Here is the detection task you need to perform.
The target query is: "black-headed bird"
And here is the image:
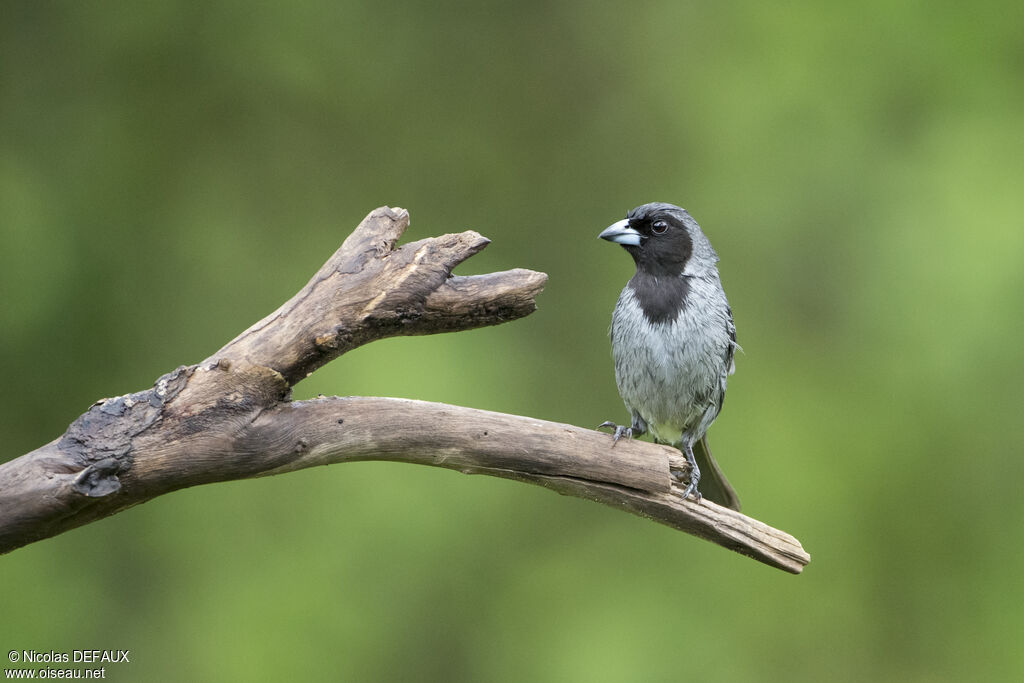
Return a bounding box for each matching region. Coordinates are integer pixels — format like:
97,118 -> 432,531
598,202 -> 741,510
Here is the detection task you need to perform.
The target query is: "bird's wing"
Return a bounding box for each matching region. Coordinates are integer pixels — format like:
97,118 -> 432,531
725,304 -> 737,376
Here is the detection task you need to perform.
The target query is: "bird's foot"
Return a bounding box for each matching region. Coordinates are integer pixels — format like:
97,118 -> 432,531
596,421 -> 632,446
680,480 -> 703,504
671,452 -> 702,503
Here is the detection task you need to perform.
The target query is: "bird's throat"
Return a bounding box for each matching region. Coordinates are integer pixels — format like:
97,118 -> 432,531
627,271 -> 690,325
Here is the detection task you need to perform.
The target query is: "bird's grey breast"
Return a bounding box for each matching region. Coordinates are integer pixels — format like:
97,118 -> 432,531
610,274 -> 733,442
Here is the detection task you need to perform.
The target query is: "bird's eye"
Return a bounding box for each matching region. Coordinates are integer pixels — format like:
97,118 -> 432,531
652,220 -> 669,234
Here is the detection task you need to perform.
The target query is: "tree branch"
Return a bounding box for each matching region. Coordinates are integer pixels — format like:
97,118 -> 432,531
0,207 -> 809,573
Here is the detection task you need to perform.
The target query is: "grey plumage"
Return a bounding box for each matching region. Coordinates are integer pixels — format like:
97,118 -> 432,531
599,203 -> 741,510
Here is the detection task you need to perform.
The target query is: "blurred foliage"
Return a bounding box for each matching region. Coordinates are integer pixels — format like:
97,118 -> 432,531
2,1 -> 1023,681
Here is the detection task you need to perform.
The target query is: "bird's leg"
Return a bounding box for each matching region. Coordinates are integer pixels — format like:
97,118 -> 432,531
597,413 -> 647,447
630,413 -> 648,437
673,441 -> 702,503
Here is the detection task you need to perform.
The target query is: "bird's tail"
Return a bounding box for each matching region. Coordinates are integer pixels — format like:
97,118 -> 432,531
692,435 -> 741,511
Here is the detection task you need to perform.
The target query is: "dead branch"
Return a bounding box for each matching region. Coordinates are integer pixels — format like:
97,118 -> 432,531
0,207 -> 809,573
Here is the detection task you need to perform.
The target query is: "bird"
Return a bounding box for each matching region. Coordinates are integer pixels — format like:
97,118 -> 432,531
597,202 -> 741,510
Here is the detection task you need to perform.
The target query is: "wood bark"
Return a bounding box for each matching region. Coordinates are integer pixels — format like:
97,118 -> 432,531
0,207 -> 809,573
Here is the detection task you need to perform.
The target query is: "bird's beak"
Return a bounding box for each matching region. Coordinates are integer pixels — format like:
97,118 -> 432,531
598,219 -> 643,246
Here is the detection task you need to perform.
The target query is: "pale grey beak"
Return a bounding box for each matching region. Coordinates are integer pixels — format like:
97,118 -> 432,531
598,219 -> 643,246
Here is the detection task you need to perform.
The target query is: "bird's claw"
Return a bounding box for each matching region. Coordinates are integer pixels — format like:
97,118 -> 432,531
671,464 -> 702,503
681,481 -> 703,504
596,421 -> 632,446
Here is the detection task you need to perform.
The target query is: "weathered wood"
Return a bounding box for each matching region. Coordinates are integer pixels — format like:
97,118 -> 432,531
211,207 -> 545,385
246,397 -> 807,573
0,206 -> 809,573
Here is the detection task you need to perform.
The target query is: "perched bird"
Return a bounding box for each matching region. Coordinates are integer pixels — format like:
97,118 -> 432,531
598,202 -> 741,510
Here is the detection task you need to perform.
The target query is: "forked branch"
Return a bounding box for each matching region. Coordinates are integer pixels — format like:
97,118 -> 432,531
0,207 -> 809,573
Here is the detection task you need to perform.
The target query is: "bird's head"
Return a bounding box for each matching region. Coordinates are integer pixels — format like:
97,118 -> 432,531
599,202 -> 719,277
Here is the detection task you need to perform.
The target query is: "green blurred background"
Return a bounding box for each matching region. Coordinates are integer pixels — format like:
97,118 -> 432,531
2,1 -> 1023,681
